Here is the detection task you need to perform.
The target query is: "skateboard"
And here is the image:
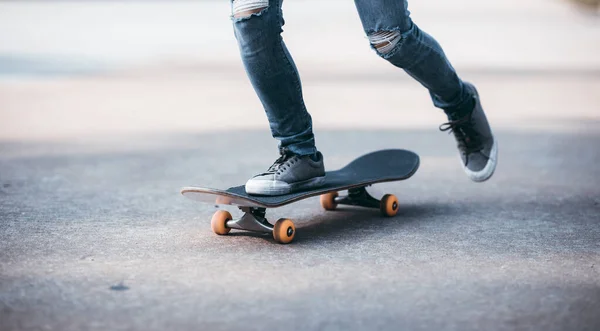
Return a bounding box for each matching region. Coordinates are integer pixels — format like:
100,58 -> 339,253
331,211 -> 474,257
181,149 -> 419,244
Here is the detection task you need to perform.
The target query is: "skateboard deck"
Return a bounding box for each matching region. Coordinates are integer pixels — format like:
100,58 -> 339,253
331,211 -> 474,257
181,149 -> 419,244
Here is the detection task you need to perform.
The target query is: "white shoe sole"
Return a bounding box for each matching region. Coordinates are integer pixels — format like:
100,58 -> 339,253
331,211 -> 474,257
463,137 -> 498,182
245,176 -> 326,196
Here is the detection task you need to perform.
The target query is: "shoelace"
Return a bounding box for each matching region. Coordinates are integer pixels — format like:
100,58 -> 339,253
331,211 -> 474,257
261,149 -> 298,176
439,113 -> 483,154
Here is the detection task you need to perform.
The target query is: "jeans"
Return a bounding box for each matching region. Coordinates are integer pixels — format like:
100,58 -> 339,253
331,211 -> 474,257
231,0 -> 474,156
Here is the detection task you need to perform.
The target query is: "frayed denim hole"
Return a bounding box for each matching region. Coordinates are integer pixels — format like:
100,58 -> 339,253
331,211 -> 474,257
365,24 -> 416,60
367,30 -> 404,59
231,0 -> 269,22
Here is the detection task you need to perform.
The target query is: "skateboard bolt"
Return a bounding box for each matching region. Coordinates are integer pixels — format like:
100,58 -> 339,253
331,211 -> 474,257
392,202 -> 398,210
287,227 -> 294,237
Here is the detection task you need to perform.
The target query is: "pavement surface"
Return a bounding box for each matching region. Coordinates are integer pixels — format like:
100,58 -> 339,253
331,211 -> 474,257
1,127 -> 600,331
1,0 -> 600,330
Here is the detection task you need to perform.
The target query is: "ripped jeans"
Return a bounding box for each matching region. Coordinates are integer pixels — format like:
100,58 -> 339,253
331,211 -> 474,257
231,0 -> 474,156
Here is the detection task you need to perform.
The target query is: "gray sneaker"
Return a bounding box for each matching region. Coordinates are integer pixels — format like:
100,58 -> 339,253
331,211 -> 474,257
439,82 -> 498,182
245,149 -> 326,196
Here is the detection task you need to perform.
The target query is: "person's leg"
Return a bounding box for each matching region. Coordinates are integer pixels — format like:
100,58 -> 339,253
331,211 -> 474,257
231,0 -> 325,195
231,0 -> 316,156
353,0 -> 497,182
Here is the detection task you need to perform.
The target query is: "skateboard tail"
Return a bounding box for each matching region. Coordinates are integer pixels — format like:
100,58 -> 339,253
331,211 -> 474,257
181,187 -> 266,208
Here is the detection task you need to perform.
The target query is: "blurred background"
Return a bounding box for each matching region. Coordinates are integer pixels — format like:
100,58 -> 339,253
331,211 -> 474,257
1,0 -> 598,144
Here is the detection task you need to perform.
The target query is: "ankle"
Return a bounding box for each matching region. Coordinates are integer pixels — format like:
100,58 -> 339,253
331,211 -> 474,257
308,152 -> 320,162
445,96 -> 475,120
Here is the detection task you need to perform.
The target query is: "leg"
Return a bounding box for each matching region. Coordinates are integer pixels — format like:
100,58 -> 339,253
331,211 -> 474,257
231,0 -> 316,156
231,0 -> 326,195
353,0 -> 472,114
353,0 -> 497,182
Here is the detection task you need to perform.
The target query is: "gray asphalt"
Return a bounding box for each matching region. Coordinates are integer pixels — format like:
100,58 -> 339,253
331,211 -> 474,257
1,126 -> 599,331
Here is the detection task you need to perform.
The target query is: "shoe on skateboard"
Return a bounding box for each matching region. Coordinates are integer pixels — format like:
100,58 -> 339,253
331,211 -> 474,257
245,149 -> 326,196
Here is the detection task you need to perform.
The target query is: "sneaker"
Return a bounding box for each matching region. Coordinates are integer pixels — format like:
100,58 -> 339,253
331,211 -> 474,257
245,149 -> 326,196
439,83 -> 498,182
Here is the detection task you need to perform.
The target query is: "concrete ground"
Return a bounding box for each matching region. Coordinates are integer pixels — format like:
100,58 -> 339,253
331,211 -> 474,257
1,0 -> 599,330
1,127 -> 600,331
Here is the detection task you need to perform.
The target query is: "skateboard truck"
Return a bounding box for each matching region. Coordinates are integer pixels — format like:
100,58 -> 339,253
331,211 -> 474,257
320,186 -> 399,218
226,207 -> 273,233
335,187 -> 381,209
210,207 -> 296,244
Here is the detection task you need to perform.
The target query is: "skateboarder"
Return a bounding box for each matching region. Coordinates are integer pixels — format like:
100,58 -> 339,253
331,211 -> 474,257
231,0 -> 498,196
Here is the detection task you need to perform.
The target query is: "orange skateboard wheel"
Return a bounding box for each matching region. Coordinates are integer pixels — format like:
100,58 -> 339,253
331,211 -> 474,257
211,210 -> 232,235
320,192 -> 338,211
273,218 -> 296,244
380,194 -> 399,217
